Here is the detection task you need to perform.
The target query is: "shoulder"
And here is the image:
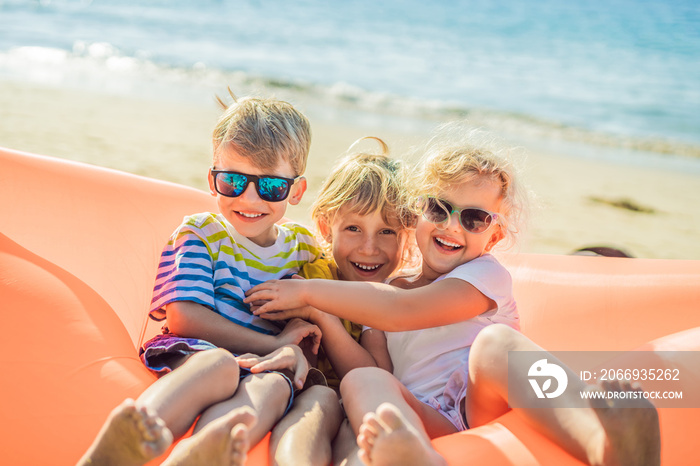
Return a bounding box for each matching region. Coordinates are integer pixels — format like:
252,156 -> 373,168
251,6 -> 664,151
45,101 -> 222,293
175,212 -> 227,235
278,222 -> 319,251
167,213 -> 232,251
439,255 -> 513,303
446,254 -> 511,282
278,221 -> 315,240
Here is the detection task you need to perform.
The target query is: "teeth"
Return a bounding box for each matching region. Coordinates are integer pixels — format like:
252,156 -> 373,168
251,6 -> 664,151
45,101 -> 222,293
239,212 -> 263,218
353,262 -> 381,271
436,237 -> 462,248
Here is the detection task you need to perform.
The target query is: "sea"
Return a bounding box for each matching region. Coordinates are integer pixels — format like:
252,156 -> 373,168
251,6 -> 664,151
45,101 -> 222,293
1,0 -> 699,168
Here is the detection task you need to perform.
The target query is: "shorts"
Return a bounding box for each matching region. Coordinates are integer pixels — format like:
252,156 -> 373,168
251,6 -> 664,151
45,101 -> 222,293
140,333 -> 295,415
426,360 -> 470,432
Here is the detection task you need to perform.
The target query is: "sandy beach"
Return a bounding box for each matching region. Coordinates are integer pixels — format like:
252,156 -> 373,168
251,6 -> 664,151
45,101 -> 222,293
2,80 -> 699,260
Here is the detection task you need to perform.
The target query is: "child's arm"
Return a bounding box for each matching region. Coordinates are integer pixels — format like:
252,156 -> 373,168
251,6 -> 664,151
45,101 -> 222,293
245,278 -> 494,332
167,301 -> 322,355
308,310 -> 391,377
360,329 -> 393,373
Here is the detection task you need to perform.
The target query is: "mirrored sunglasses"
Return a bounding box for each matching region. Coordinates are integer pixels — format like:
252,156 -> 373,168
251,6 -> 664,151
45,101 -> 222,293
211,169 -> 300,202
419,196 -> 500,234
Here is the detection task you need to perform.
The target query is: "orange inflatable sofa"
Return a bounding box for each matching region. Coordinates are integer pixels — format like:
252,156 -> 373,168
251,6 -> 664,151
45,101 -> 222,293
1,147 -> 698,465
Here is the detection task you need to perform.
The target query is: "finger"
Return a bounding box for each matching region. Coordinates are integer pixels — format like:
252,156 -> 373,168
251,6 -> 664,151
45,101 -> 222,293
242,292 -> 258,304
243,285 -> 261,297
236,356 -> 263,369
251,303 -> 266,314
256,310 -> 288,320
250,355 -> 294,374
312,328 -> 321,355
291,274 -> 305,280
248,301 -> 269,314
244,280 -> 280,297
244,290 -> 275,304
303,325 -> 322,355
294,358 -> 308,389
251,302 -> 281,314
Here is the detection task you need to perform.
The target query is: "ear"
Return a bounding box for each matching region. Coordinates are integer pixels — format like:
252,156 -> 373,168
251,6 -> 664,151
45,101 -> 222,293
208,168 -> 217,196
484,227 -> 505,252
316,215 -> 332,244
288,176 -> 307,206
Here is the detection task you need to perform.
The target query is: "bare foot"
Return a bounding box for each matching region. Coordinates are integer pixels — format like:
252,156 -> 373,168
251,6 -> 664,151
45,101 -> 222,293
162,406 -> 256,466
77,398 -> 173,466
357,403 -> 446,466
585,380 -> 661,466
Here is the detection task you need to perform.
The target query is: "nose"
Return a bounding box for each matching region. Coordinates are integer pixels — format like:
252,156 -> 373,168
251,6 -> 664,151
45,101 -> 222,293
442,212 -> 461,232
239,180 -> 261,201
358,233 -> 380,255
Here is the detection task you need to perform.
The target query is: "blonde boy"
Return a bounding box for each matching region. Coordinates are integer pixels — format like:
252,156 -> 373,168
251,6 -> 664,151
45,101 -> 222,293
80,95 -> 333,466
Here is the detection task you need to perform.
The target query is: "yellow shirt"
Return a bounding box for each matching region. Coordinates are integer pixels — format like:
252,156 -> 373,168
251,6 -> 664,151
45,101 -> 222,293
300,257 -> 363,391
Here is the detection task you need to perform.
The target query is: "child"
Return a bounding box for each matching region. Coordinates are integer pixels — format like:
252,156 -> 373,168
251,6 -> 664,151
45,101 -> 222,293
269,137 -> 418,464
79,94 -> 334,466
305,136 -> 416,385
245,124 -> 660,466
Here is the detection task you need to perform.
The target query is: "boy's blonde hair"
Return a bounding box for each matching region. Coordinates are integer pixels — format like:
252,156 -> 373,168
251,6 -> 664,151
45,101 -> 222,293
311,137 -> 415,232
413,123 -> 530,248
213,92 -> 311,176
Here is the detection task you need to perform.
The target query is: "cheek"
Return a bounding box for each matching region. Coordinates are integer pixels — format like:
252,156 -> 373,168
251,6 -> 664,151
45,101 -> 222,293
330,235 -> 352,262
414,221 -> 432,246
216,195 -> 229,211
380,239 -> 402,268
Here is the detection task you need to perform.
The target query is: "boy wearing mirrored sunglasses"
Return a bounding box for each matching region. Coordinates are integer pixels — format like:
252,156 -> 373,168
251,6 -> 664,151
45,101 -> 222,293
79,94 -> 341,466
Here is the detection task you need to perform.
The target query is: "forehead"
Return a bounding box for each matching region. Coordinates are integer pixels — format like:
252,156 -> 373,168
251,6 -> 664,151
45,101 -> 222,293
438,176 -> 503,210
215,146 -> 295,178
334,204 -> 404,229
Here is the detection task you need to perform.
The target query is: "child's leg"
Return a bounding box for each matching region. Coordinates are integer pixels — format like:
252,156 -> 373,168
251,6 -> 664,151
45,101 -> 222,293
137,348 -> 241,439
77,398 -> 173,466
467,324 -> 660,466
269,385 -> 343,466
162,406 -> 256,466
356,402 -> 447,466
194,371 -> 294,448
341,367 -> 457,438
332,419 -> 360,466
338,367 -> 456,466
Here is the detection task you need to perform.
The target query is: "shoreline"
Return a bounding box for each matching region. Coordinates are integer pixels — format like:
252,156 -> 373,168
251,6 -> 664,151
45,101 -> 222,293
2,80 -> 699,260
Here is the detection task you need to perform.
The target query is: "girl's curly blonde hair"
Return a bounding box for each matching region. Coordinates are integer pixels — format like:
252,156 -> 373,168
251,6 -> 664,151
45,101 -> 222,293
411,123 -> 531,249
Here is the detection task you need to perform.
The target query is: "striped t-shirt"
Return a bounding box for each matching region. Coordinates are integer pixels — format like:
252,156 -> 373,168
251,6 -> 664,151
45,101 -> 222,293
149,212 -> 320,335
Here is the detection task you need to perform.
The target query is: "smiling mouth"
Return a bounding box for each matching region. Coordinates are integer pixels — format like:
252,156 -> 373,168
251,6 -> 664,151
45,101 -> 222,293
352,262 -> 382,272
236,211 -> 264,219
434,236 -> 463,251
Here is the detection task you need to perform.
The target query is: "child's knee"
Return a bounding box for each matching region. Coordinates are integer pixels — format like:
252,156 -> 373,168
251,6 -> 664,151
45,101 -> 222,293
472,324 -> 519,359
281,386 -> 342,429
189,348 -> 240,381
249,371 -> 295,405
300,385 -> 341,413
340,367 -> 390,398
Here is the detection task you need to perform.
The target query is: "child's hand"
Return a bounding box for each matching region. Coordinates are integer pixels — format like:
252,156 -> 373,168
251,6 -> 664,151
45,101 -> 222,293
236,344 -> 309,390
275,318 -> 322,355
257,305 -> 315,322
244,279 -> 307,314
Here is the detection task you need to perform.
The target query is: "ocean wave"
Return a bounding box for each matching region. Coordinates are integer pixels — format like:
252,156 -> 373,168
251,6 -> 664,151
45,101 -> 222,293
1,42 -> 699,160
